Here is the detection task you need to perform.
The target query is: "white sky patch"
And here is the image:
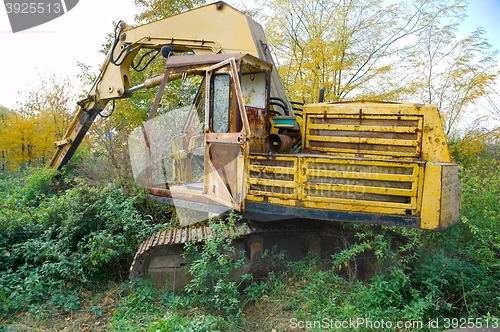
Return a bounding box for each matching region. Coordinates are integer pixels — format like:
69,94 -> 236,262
0,0 -> 137,109
459,0 -> 500,51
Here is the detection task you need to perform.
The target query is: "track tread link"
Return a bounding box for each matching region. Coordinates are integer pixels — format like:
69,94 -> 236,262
129,221 -> 322,281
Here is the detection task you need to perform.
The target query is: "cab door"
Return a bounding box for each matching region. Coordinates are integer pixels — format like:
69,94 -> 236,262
203,58 -> 249,212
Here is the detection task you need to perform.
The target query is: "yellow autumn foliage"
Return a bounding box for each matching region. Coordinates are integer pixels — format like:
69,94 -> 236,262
0,76 -> 75,171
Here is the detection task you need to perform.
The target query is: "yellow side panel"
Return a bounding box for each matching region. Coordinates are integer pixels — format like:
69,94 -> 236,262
302,102 -> 452,163
247,154 -> 422,216
420,163 -> 442,229
304,113 -> 423,158
301,157 -> 420,215
439,165 -> 461,229
301,200 -> 408,215
247,155 -> 298,200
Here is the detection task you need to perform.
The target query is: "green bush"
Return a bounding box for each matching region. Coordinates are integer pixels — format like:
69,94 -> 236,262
183,214 -> 248,319
457,159 -> 500,266
0,168 -> 155,315
2,154 -> 499,329
106,280 -> 172,332
149,312 -> 222,332
426,158 -> 500,265
287,218 -> 499,331
411,252 -> 498,317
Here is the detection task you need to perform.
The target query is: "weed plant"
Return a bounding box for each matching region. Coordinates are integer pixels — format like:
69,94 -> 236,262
0,168 -> 157,317
1,155 -> 499,330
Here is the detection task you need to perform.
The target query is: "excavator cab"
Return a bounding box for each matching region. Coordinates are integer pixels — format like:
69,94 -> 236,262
128,53 -> 271,225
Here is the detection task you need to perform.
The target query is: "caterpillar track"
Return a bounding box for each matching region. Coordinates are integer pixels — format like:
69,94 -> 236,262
129,220 -> 323,290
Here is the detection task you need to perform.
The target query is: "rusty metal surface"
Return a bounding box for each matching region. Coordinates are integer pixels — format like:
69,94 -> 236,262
50,106 -> 98,170
147,187 -> 232,208
205,132 -> 245,144
166,53 -> 249,69
304,114 -> 423,158
266,134 -> 293,153
302,102 -> 451,163
246,153 -> 423,216
246,107 -> 269,153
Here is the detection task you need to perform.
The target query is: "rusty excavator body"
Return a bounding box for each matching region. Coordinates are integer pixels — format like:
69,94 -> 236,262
50,2 -> 461,288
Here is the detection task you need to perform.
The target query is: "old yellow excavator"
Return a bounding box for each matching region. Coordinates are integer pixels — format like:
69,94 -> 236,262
50,2 -> 461,288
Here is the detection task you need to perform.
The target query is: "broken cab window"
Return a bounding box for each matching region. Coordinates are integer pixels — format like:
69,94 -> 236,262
211,73 -> 231,133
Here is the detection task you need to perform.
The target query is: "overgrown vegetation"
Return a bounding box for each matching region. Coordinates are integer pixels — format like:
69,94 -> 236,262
1,151 -> 499,331
0,169 -> 158,316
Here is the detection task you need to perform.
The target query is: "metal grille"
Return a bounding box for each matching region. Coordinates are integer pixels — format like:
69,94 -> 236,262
248,156 -> 297,199
305,114 -> 423,158
301,158 -> 420,211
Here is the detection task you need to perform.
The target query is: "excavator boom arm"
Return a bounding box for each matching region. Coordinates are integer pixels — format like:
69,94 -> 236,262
50,1 -> 292,170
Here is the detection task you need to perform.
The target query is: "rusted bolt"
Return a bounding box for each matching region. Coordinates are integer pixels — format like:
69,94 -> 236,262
216,1 -> 225,10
